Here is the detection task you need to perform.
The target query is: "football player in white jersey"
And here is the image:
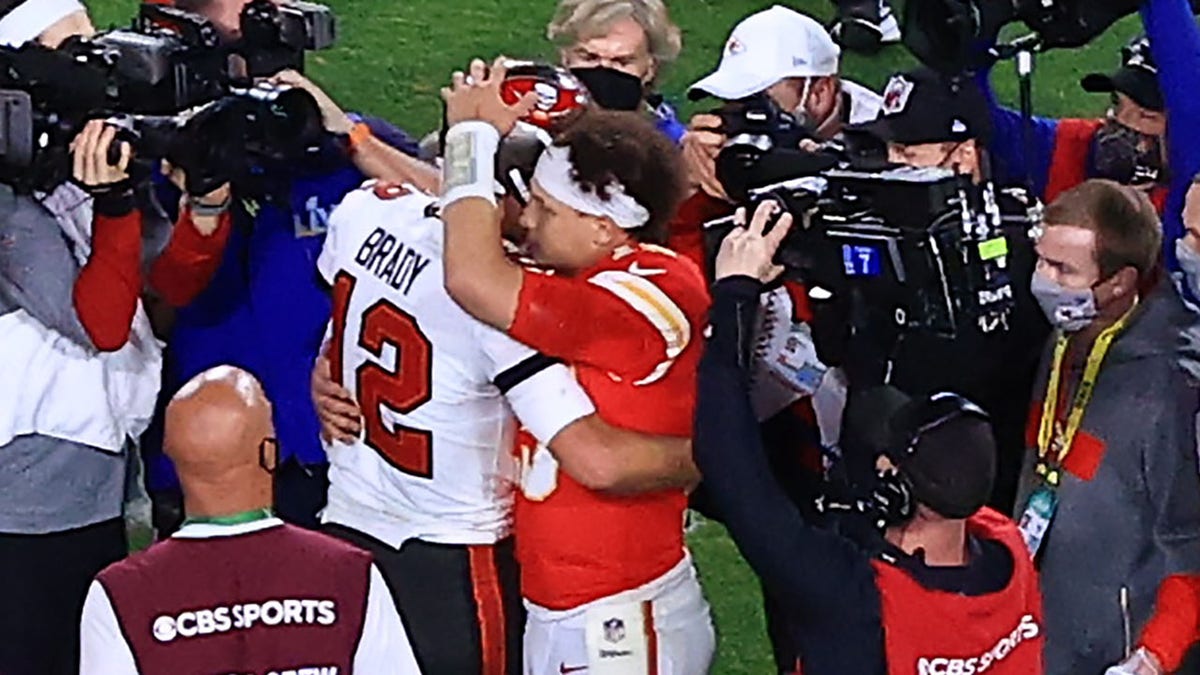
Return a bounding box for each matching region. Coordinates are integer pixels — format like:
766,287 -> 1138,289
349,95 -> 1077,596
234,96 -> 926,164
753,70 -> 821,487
312,67 -> 699,675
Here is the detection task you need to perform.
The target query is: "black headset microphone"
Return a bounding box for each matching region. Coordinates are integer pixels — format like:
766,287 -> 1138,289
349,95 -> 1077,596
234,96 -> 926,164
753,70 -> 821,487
815,392 -> 990,530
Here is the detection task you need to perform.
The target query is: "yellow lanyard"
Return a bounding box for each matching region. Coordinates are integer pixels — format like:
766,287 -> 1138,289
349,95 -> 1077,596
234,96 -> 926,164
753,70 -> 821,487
1036,303 -> 1138,480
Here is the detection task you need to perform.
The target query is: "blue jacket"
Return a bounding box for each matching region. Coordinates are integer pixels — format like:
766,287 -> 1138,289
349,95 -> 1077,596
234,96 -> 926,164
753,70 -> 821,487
1143,0 -> 1200,276
148,118 -> 419,489
980,0 -> 1200,275
651,96 -> 687,145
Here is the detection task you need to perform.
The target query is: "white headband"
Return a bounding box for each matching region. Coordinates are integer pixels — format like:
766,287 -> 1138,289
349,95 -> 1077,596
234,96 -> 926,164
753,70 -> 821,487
531,144 -> 650,230
0,0 -> 84,47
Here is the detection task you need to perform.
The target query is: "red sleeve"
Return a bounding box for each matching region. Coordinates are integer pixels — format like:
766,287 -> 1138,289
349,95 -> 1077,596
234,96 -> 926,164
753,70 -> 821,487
666,191 -> 734,275
508,268 -> 668,380
1139,574 -> 1200,672
1044,118 -> 1103,205
147,209 -> 232,308
73,211 -> 143,352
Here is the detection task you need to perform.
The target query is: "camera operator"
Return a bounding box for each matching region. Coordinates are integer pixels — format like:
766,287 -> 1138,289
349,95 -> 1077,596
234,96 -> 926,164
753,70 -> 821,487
0,4 -> 236,674
143,0 -> 437,535
548,0 -> 687,140
669,10 -> 883,669
694,203 -> 1043,675
978,0 -> 1200,284
832,66 -> 1049,513
671,5 -> 882,270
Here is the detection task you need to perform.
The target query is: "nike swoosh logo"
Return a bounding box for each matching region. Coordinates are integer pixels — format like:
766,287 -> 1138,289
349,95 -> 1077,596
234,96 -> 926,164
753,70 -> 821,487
628,262 -> 666,277
559,665 -> 588,674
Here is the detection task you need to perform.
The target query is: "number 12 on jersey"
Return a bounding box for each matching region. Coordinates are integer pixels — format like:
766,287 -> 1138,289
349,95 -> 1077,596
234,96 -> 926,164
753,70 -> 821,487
329,271 -> 435,478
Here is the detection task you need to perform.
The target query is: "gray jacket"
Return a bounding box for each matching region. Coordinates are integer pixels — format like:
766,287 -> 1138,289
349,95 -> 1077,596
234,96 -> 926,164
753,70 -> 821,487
1015,282 -> 1200,675
0,184 -> 171,533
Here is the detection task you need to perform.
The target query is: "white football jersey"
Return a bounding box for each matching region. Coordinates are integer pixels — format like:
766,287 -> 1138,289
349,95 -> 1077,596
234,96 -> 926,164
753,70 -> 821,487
316,181 -> 594,548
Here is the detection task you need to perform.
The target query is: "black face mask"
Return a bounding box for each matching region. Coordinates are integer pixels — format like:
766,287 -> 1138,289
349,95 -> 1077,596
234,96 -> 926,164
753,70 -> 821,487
569,66 -> 645,111
1089,119 -> 1166,187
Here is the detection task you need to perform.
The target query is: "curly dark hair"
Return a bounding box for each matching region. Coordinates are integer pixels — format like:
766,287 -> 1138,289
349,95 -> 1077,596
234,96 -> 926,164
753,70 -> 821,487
554,108 -> 685,245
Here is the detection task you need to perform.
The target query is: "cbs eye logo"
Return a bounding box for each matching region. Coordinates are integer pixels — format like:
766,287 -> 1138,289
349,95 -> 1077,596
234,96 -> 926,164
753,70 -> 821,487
152,615 -> 178,643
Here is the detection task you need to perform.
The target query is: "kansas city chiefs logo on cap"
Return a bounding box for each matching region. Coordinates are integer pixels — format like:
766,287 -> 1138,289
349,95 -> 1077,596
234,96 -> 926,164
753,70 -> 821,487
882,75 -> 915,115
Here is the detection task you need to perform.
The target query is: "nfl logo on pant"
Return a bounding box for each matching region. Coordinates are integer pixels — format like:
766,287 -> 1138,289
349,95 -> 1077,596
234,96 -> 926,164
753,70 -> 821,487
603,618 -> 626,643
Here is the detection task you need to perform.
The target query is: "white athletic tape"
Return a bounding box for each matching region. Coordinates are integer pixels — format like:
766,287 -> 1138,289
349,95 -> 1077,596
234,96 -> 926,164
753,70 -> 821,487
440,121 -> 500,208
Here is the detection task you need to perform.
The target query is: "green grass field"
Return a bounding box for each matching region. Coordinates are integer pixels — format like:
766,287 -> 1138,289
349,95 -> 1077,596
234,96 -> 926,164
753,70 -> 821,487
86,0 -> 1148,671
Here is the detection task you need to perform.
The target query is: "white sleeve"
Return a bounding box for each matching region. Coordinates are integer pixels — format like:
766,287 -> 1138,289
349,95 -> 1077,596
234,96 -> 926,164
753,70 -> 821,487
79,581 -> 138,675
354,564 -> 422,674
477,324 -> 595,445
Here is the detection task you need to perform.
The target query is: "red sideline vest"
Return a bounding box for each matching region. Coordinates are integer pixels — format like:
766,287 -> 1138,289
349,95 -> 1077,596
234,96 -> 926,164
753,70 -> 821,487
871,508 -> 1045,675
1045,118 -> 1168,213
98,523 -> 371,675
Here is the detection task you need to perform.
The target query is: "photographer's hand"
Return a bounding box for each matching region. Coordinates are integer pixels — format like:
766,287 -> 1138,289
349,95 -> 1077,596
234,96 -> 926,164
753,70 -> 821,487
714,200 -> 792,283
71,120 -> 131,193
441,57 -> 538,135
682,113 -> 730,201
161,161 -> 230,237
269,69 -> 354,135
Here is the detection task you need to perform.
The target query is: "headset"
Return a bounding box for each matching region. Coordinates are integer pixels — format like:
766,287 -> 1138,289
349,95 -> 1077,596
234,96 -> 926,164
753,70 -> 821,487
871,392 -> 990,527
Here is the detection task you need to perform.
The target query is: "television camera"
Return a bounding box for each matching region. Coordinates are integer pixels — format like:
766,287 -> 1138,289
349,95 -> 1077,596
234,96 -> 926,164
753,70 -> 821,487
704,95 -> 1039,339
0,0 -> 336,194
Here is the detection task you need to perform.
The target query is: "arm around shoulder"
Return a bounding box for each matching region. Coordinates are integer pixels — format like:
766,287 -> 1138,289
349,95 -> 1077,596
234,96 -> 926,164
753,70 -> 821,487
547,415 -> 699,495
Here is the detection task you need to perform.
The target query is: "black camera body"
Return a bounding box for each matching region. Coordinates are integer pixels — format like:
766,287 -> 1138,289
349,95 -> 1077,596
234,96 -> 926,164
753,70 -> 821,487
707,166 -> 1031,338
0,0 -> 336,193
712,94 -> 834,202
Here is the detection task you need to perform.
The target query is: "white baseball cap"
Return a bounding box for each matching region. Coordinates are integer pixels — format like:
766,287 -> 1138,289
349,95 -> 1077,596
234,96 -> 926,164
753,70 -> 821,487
689,5 -> 841,101
0,0 -> 85,47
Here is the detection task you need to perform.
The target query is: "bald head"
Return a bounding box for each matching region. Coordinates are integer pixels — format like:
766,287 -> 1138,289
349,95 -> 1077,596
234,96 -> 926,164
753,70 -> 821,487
166,366 -> 275,492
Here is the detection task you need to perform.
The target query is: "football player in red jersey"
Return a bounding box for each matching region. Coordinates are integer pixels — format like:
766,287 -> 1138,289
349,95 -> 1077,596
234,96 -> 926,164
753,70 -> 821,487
438,58 -> 715,675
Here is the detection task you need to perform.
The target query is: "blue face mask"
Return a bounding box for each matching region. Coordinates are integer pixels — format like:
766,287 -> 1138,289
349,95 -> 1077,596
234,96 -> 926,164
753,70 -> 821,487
1175,238 -> 1200,299
1030,271 -> 1098,332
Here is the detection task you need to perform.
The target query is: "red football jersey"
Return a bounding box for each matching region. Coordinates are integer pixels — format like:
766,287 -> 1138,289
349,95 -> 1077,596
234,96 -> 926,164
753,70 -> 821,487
508,243 -> 710,610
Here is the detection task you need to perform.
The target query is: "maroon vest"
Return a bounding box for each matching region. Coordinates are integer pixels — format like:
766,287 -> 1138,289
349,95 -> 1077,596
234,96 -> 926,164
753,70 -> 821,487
98,524 -> 371,675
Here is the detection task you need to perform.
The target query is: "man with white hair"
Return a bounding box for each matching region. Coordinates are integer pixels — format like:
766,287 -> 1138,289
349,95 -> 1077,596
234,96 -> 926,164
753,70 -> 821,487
0,4 -> 231,674
548,0 -> 687,141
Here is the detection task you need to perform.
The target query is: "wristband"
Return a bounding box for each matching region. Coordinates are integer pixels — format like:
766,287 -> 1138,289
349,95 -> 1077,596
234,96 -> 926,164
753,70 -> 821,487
440,121 -> 500,209
346,122 -> 373,155
92,187 -> 136,218
188,193 -> 231,218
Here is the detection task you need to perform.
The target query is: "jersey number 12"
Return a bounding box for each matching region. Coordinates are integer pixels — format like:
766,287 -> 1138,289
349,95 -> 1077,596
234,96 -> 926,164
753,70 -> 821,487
330,271 -> 434,478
